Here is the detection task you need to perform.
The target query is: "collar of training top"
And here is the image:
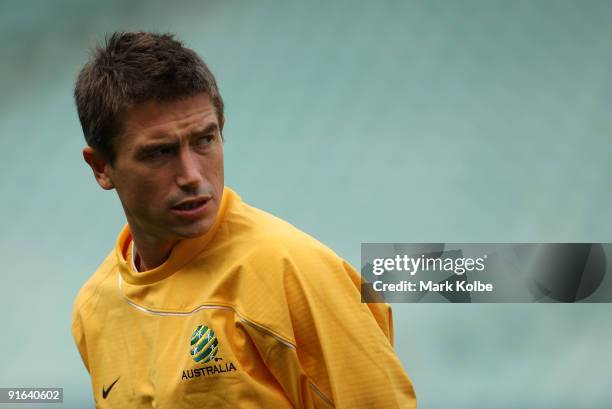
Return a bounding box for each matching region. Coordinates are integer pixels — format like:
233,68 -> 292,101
115,187 -> 233,286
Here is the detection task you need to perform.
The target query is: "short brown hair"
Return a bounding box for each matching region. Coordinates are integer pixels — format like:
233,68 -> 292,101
74,31 -> 224,164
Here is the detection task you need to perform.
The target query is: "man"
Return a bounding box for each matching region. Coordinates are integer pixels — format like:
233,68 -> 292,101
72,31 -> 416,408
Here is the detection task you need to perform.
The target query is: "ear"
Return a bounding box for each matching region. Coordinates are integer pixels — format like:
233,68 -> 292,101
83,146 -> 115,190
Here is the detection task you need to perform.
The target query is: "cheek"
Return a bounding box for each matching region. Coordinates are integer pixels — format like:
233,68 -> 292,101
213,147 -> 225,185
201,148 -> 224,188
117,174 -> 168,210
215,157 -> 224,184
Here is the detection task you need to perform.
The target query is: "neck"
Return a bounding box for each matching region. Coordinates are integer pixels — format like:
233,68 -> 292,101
131,234 -> 177,272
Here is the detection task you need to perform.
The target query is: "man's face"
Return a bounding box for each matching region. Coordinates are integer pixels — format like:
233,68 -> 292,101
97,93 -> 224,244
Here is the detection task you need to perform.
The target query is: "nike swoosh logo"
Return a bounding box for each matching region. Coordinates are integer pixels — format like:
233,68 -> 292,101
102,377 -> 120,399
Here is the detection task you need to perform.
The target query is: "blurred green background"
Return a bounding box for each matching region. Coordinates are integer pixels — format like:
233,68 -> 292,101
1,0 -> 612,407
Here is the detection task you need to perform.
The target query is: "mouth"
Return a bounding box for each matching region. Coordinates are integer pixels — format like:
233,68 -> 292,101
171,197 -> 211,217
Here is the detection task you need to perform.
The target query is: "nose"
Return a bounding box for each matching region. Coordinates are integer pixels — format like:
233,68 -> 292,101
176,148 -> 203,190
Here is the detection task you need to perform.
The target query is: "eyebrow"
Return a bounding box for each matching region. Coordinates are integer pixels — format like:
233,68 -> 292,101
133,123 -> 220,158
190,123 -> 219,137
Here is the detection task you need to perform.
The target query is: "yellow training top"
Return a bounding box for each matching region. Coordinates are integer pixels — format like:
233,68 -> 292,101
72,187 -> 416,408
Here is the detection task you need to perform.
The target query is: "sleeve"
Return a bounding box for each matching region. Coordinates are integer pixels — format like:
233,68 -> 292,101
71,300 -> 90,373
272,239 -> 417,408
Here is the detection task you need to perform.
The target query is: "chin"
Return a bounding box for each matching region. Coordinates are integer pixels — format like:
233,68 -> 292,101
175,220 -> 214,239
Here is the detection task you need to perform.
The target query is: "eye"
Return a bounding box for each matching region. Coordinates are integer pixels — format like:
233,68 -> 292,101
149,146 -> 173,158
194,134 -> 215,147
138,145 -> 175,161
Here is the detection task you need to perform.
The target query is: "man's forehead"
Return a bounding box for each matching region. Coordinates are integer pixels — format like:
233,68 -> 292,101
120,94 -> 219,142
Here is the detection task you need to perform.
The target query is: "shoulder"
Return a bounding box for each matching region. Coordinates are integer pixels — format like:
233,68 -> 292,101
233,204 -> 346,275
71,250 -> 118,325
220,194 -> 359,301
226,193 -> 343,264
234,206 -> 397,349
231,202 -> 393,332
223,195 -> 308,241
220,194 -> 335,264
231,208 -> 359,301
